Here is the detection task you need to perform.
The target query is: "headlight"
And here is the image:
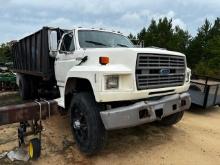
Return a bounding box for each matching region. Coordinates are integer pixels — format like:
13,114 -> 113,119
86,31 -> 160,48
186,68 -> 191,82
105,75 -> 119,89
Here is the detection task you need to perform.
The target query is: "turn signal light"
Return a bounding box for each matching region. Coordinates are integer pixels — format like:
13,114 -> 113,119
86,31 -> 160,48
99,56 -> 109,65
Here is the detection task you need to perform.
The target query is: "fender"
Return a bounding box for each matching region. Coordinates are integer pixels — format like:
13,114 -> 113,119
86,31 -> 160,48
64,64 -> 132,102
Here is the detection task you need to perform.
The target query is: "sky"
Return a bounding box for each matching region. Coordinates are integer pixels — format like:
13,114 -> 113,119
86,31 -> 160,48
0,0 -> 219,44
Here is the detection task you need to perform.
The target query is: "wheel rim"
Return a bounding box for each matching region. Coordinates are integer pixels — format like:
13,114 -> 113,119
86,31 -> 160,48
71,106 -> 88,143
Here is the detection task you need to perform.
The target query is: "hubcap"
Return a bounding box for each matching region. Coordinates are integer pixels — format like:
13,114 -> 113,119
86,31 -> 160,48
72,107 -> 88,142
73,120 -> 81,129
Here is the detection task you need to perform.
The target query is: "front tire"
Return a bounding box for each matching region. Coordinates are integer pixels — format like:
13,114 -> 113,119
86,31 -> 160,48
158,111 -> 184,126
69,92 -> 106,155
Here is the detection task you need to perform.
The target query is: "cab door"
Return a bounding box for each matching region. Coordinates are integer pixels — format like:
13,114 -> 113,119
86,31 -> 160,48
55,31 -> 78,87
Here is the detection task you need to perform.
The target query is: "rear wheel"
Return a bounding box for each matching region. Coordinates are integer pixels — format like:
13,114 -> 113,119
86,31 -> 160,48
19,75 -> 31,100
19,75 -> 38,100
69,92 -> 106,155
158,111 -> 184,126
30,77 -> 38,99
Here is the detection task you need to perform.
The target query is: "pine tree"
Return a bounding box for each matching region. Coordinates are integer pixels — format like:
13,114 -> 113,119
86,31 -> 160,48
188,17 -> 220,77
0,43 -> 12,65
136,17 -> 190,53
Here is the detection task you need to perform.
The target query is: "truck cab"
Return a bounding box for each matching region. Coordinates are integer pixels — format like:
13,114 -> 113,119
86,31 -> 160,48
53,28 -> 190,103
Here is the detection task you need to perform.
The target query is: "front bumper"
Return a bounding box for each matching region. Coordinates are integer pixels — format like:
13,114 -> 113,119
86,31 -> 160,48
95,83 -> 190,102
100,92 -> 191,130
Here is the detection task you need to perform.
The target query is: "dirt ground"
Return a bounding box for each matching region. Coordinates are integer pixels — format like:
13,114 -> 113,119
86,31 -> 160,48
0,93 -> 220,165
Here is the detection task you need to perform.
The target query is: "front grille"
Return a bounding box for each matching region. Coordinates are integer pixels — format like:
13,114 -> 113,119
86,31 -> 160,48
136,53 -> 185,90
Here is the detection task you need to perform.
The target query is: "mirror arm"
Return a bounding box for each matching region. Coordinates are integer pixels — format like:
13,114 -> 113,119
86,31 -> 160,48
49,50 -> 58,58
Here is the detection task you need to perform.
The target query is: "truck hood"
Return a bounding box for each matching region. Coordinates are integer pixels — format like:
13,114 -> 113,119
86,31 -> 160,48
127,47 -> 185,56
82,47 -> 186,71
84,47 -> 185,57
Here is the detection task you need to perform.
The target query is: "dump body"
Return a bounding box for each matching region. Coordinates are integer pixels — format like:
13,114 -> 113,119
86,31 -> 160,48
12,27 -> 65,80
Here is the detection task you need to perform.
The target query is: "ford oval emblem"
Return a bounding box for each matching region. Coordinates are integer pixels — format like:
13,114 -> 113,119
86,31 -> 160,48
160,68 -> 170,75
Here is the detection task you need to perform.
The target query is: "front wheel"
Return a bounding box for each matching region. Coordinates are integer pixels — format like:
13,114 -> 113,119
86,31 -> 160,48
69,92 -> 106,155
158,111 -> 184,126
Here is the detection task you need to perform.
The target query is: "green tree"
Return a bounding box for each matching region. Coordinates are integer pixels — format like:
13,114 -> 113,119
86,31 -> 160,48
145,18 -> 173,49
128,33 -> 136,40
171,26 -> 191,54
137,27 -> 146,44
136,17 -> 190,54
187,19 -> 213,68
0,43 -> 12,65
128,33 -> 137,45
188,17 -> 220,77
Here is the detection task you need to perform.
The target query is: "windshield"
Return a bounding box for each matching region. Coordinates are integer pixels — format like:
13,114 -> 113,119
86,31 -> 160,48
78,30 -> 134,48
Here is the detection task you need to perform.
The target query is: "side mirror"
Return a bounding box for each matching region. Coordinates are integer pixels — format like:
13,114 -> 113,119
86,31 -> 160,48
48,30 -> 58,57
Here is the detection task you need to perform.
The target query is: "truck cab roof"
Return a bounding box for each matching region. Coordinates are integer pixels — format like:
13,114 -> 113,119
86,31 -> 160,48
73,27 -> 125,36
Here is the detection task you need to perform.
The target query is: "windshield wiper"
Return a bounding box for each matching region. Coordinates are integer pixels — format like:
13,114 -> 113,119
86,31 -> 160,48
116,44 -> 128,47
85,40 -> 107,46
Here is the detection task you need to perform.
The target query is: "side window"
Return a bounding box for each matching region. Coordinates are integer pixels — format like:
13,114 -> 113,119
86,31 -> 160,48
60,33 -> 75,52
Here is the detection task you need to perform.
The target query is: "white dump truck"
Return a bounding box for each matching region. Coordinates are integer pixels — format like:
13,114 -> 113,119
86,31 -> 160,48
12,27 -> 191,154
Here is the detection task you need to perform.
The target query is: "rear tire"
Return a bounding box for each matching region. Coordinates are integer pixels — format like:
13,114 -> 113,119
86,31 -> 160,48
69,92 -> 106,155
158,111 -> 184,126
30,77 -> 38,99
19,75 -> 38,100
19,75 -> 31,100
